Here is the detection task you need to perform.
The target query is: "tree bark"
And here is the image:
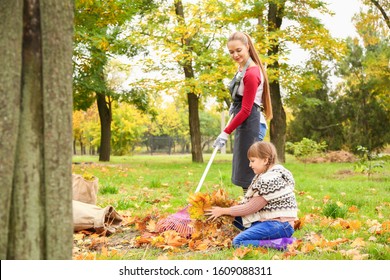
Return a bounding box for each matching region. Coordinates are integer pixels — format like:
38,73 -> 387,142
267,1 -> 287,163
0,0 -> 74,259
97,93 -> 112,162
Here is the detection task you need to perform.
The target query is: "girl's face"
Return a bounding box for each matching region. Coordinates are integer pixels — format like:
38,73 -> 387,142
227,40 -> 250,66
248,156 -> 269,175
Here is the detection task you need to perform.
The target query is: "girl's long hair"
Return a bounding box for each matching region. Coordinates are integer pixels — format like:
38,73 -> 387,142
228,32 -> 273,120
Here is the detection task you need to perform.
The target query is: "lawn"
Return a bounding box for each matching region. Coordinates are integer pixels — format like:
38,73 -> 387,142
71,153 -> 390,260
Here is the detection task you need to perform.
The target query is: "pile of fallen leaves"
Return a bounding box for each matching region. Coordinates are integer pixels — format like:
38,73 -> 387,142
73,188 -> 240,259
72,191 -> 390,260
130,188 -> 238,251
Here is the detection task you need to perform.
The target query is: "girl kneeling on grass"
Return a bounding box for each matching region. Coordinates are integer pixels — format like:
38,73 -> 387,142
205,141 -> 298,248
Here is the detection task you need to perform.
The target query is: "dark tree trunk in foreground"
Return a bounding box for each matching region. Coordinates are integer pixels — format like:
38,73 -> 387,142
0,0 -> 74,259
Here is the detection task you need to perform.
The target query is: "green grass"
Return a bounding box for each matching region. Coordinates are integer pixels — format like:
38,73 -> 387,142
72,153 -> 390,260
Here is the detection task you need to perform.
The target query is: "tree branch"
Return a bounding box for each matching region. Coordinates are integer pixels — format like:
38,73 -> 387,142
370,0 -> 390,30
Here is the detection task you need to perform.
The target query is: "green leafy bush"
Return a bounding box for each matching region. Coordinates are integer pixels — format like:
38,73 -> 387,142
289,138 -> 327,163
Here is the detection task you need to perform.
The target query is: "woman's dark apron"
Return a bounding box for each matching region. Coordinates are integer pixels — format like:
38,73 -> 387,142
229,64 -> 261,189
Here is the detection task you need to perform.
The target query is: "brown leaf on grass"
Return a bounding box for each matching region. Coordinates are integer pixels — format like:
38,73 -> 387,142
300,243 -> 316,253
151,235 -> 165,247
295,214 -> 318,230
188,239 -> 209,251
146,220 -> 157,232
340,249 -> 369,260
135,236 -> 152,246
367,219 -> 382,234
323,195 -> 331,204
74,252 -> 96,260
89,236 -> 107,251
233,247 -> 252,259
350,237 -> 366,248
348,205 -> 359,213
380,221 -> 390,234
375,206 -> 384,219
162,230 -> 188,248
348,220 -> 362,231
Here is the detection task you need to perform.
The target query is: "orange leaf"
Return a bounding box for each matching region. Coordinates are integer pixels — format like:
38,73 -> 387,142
146,220 -> 157,232
188,192 -> 212,220
348,205 -> 359,213
233,247 -> 252,259
350,237 -> 366,248
380,221 -> 390,234
162,230 -> 188,248
323,195 -> 331,204
349,220 -> 362,231
300,243 -> 316,253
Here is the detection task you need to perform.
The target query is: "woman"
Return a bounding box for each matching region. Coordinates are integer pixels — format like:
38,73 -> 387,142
213,31 -> 273,194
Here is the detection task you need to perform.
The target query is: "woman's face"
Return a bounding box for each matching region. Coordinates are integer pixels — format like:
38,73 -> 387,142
227,40 -> 250,66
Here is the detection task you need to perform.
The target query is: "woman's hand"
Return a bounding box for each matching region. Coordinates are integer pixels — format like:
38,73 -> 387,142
204,206 -> 228,221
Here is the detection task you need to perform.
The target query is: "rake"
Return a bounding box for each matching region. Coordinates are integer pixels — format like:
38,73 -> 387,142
156,115 -> 233,238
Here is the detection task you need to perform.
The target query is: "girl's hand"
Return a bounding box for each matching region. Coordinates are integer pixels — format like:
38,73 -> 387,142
204,206 -> 227,221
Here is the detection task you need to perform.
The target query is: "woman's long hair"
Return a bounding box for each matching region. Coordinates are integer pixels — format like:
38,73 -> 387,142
228,32 -> 273,120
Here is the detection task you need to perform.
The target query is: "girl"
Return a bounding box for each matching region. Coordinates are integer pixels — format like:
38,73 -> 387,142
213,31 -> 272,194
205,141 -> 297,248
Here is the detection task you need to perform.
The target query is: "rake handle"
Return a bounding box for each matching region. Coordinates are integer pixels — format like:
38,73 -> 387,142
194,114 -> 234,194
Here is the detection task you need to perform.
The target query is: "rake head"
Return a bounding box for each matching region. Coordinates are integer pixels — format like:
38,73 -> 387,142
156,206 -> 194,238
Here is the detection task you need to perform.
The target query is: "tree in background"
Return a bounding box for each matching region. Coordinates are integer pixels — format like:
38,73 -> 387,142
111,102 -> 150,155
335,7 -> 390,152
130,0 -> 234,163
0,0 -> 73,259
286,58 -> 344,150
72,104 -> 100,155
366,0 -> 390,30
73,0 -> 157,161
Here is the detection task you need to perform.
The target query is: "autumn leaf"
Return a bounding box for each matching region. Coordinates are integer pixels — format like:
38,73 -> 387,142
188,192 -> 212,220
380,221 -> 390,234
340,249 -> 369,260
188,239 -> 209,251
300,243 -> 316,253
162,230 -> 188,248
233,247 -> 252,259
151,235 -> 165,247
348,205 -> 359,213
350,237 -> 366,248
146,220 -> 157,232
323,195 -> 331,204
211,189 -> 235,207
367,219 -> 382,234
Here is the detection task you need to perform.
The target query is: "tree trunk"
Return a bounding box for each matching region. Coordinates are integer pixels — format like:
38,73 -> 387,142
0,0 -> 74,259
269,80 -> 287,162
267,1 -> 287,163
187,91 -> 203,162
97,93 -> 111,161
174,0 -> 203,163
